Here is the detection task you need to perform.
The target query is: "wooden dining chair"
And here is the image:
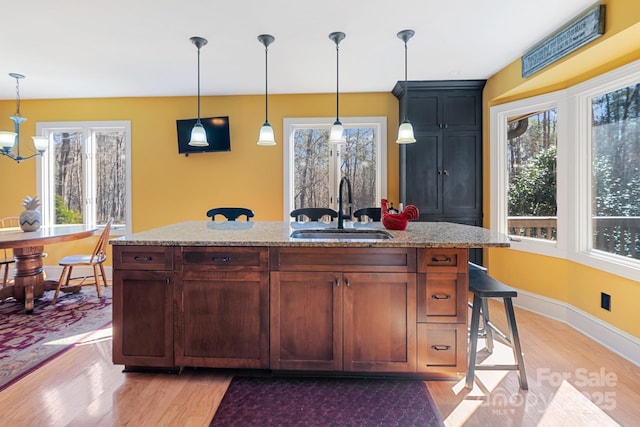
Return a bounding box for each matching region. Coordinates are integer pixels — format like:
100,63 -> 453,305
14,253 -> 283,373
206,207 -> 255,222
53,218 -> 113,304
0,217 -> 19,288
290,208 -> 338,222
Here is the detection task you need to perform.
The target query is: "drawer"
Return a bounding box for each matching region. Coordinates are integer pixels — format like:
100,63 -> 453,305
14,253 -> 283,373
181,247 -> 268,271
418,248 -> 468,273
113,246 -> 174,271
417,273 -> 467,323
417,323 -> 466,377
271,247 -> 416,272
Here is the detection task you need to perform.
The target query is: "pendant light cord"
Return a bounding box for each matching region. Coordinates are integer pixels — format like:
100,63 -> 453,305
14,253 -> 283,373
196,45 -> 202,124
264,44 -> 269,123
403,40 -> 408,123
335,42 -> 340,122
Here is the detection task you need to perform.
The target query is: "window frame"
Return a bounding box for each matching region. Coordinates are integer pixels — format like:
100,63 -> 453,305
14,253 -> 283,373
35,120 -> 132,235
490,91 -> 568,259
490,59 -> 640,282
283,117 -> 387,219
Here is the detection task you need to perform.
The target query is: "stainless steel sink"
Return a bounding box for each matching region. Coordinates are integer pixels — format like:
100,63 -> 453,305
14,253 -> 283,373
289,229 -> 393,240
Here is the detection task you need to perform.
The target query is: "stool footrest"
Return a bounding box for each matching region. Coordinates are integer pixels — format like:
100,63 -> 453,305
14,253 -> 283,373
475,364 -> 522,371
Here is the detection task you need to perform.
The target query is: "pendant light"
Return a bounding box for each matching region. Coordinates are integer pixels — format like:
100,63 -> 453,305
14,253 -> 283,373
328,32 -> 346,144
188,36 -> 209,147
257,34 -> 276,146
0,73 -> 49,163
396,29 -> 416,144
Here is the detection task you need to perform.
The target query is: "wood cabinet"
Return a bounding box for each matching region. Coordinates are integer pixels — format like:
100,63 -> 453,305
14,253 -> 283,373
393,80 -> 485,264
175,247 -> 269,369
112,246 -> 175,369
270,248 -> 416,373
415,248 -> 468,376
112,242 -> 471,379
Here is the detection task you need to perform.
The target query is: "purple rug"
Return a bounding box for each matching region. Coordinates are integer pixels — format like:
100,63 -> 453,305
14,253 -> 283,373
0,286 -> 112,391
211,376 -> 443,427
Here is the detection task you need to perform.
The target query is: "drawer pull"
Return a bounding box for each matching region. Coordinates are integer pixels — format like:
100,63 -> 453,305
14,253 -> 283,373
431,293 -> 452,300
431,345 -> 451,351
212,256 -> 232,262
431,256 -> 452,263
134,256 -> 153,262
335,278 -> 340,287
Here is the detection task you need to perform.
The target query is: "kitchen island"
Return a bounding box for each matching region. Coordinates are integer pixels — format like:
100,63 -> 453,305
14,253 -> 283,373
109,221 -> 509,379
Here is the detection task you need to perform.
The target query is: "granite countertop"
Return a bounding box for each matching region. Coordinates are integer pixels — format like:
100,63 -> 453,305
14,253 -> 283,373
109,221 -> 510,248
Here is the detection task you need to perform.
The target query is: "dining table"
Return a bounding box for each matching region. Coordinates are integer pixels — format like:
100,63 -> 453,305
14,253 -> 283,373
0,224 -> 97,313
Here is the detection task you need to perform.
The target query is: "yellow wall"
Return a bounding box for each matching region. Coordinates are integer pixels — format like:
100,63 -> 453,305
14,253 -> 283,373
0,92 -> 400,264
484,0 -> 640,338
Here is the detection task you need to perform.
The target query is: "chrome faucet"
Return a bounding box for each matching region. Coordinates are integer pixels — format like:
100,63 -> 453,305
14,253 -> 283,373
337,176 -> 352,229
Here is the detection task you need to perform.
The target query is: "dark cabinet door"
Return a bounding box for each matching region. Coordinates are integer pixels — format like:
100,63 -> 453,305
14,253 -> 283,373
405,131 -> 442,216
442,131 -> 482,217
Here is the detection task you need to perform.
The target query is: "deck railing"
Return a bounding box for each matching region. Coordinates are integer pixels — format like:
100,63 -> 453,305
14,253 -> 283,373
508,216 -> 640,260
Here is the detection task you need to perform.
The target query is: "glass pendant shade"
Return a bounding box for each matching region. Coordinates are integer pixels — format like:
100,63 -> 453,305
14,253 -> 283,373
32,136 -> 49,152
396,122 -> 416,144
0,131 -> 17,150
329,121 -> 346,144
257,122 -> 276,146
188,122 -> 208,146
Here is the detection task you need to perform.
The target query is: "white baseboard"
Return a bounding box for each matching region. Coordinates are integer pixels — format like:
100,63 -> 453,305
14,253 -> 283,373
512,289 -> 640,367
43,265 -> 113,282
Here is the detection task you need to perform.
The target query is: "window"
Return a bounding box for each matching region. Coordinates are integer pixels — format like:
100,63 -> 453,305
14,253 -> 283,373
590,84 -> 640,260
283,117 -> 387,217
491,59 -> 640,281
507,109 -> 558,242
36,121 -> 131,235
491,92 -> 567,258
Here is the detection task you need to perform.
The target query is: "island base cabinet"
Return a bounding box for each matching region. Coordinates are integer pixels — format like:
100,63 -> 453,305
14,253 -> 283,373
112,270 -> 175,369
416,323 -> 466,378
270,271 -> 416,373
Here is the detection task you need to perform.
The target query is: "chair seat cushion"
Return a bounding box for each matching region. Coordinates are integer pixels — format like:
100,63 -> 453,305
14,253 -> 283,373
59,254 -> 107,266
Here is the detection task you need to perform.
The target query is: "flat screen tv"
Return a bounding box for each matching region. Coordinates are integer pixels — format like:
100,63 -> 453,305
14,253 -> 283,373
176,116 -> 231,155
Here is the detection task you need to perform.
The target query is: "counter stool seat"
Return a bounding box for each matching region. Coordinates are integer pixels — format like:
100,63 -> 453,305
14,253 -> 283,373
466,264 -> 528,390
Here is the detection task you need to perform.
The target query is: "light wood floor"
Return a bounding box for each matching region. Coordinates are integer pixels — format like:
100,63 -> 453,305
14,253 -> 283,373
0,300 -> 638,426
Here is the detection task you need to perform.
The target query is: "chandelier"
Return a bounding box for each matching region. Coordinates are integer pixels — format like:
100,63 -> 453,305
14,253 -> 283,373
0,73 -> 49,163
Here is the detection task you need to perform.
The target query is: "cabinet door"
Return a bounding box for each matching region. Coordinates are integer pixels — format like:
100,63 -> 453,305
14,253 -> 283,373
442,91 -> 482,130
112,269 -> 175,369
403,131 -> 443,216
407,91 -> 441,130
270,271 -> 342,371
176,270 -> 269,369
343,272 -> 416,373
442,131 -> 482,217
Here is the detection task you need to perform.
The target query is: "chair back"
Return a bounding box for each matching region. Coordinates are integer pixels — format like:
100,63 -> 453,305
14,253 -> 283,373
206,207 -> 254,222
353,207 -> 381,222
290,208 -> 338,222
91,218 -> 113,263
0,217 -> 19,228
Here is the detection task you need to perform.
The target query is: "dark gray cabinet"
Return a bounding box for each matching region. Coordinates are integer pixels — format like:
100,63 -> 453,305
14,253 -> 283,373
393,80 -> 485,264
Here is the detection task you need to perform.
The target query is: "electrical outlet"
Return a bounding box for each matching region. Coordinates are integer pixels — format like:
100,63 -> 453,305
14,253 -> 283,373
601,292 -> 611,311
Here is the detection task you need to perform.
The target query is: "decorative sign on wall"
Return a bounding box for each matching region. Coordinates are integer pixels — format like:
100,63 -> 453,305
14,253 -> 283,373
522,5 -> 605,78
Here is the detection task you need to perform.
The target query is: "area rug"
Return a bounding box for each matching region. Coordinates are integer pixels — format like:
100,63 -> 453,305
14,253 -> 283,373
210,376 -> 444,427
0,286 -> 112,391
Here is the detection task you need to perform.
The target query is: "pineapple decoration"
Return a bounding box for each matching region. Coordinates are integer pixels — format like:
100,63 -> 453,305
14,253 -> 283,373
19,196 -> 42,232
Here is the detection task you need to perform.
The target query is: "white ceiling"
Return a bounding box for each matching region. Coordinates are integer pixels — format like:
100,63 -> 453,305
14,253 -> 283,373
1,0 -> 597,100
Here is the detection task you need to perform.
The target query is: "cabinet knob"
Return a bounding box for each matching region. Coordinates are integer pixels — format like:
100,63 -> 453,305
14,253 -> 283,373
335,278 -> 340,287
443,169 -> 449,176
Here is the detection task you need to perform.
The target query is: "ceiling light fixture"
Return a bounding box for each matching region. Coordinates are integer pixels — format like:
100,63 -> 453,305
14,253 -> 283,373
396,29 -> 416,144
328,31 -> 346,144
188,36 -> 209,147
0,73 -> 49,163
257,34 -> 276,146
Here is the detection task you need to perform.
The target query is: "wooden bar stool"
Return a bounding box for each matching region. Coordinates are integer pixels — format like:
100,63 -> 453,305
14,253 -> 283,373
466,263 -> 528,390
